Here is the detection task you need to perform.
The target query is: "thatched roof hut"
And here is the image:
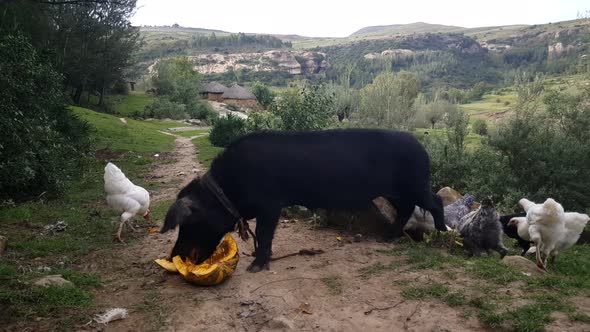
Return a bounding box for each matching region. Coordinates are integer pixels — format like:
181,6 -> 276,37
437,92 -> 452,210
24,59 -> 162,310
203,81 -> 227,101
204,81 -> 227,94
222,84 -> 256,100
221,84 -> 257,108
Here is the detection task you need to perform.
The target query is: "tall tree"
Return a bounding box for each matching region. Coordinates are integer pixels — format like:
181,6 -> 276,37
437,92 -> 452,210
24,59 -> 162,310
358,71 -> 420,130
0,0 -> 141,104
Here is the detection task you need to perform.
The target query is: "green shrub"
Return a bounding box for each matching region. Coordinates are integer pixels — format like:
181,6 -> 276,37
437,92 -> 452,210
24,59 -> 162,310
472,119 -> 488,136
187,102 -> 217,124
274,83 -> 336,131
425,77 -> 590,211
0,34 -> 90,200
140,98 -> 186,119
246,111 -> 282,132
209,114 -> 247,147
251,82 -> 276,109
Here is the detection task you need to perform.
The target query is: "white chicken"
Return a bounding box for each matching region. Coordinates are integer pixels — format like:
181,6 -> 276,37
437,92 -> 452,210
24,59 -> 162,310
523,212 -> 589,258
507,217 -> 531,242
552,212 -> 589,257
104,162 -> 150,243
519,198 -> 565,270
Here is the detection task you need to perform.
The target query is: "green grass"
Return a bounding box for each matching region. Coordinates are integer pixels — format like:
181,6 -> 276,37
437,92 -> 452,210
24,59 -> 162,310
174,129 -> 210,137
0,262 -> 99,323
71,106 -> 181,153
192,135 -> 224,168
321,276 -> 343,295
358,261 -> 402,279
385,241 -> 590,331
110,92 -> 154,116
0,105 -> 179,329
460,93 -> 517,120
402,283 -> 466,307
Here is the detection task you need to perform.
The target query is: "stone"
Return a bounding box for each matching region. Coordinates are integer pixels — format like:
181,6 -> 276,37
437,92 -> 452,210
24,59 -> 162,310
34,275 -> 73,287
0,235 -> 7,256
353,234 -> 363,242
502,255 -> 546,276
268,316 -> 295,330
437,187 -> 463,207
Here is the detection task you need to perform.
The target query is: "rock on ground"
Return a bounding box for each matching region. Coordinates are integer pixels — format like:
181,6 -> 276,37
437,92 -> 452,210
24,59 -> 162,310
437,187 -> 463,207
268,316 -> 295,330
502,255 -> 547,276
33,275 -> 73,287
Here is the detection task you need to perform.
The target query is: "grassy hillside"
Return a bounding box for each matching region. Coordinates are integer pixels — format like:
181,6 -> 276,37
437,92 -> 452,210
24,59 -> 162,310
350,22 -> 464,37
109,92 -> 154,117
460,92 -> 517,121
459,73 -> 590,122
0,106 -> 185,328
137,26 -> 290,63
71,106 -> 181,153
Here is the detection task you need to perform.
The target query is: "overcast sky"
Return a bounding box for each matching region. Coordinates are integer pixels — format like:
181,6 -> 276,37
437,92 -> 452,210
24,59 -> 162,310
131,0 -> 589,37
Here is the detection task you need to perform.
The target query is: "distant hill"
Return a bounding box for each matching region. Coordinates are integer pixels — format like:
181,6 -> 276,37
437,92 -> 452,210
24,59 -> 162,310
135,19 -> 590,89
350,22 -> 464,37
140,26 -> 229,35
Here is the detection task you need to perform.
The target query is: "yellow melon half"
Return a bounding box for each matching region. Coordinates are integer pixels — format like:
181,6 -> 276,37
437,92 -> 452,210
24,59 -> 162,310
155,233 -> 239,286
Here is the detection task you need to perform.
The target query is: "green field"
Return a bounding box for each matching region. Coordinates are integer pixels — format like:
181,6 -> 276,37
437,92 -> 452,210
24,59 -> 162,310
460,93 -> 517,120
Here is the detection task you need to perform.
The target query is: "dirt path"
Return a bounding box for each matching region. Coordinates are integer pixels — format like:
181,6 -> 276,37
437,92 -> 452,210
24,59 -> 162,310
75,133 -> 492,332
149,133 -> 202,203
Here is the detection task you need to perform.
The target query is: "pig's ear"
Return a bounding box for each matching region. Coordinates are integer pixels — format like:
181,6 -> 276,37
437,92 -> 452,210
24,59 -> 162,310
161,196 -> 201,233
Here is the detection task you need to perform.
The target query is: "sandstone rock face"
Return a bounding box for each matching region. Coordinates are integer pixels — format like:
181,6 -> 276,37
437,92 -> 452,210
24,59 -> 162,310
364,49 -> 415,59
160,50 -> 331,75
548,42 -> 575,59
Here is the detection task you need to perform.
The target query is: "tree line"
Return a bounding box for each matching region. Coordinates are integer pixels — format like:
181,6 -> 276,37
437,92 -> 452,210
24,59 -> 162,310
0,0 -> 140,200
1,0 -> 140,105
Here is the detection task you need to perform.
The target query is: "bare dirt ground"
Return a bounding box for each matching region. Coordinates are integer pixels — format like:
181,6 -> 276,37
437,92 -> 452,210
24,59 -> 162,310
77,135 -> 586,332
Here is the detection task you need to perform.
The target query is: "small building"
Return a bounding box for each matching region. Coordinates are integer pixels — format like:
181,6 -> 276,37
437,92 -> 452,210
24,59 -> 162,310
221,84 -> 257,108
203,81 -> 227,102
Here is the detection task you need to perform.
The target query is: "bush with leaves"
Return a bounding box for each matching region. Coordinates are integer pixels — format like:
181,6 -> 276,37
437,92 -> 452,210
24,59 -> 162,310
140,98 -> 186,119
425,74 -> 590,211
443,107 -> 470,154
251,82 -> 276,110
209,114 -> 248,147
472,119 -> 488,136
0,34 -> 91,200
487,83 -> 590,210
273,83 -> 336,131
148,56 -> 212,120
246,111 -> 282,132
464,81 -> 488,102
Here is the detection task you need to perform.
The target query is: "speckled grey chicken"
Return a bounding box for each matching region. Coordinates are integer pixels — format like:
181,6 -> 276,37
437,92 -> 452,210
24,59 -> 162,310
458,199 -> 507,258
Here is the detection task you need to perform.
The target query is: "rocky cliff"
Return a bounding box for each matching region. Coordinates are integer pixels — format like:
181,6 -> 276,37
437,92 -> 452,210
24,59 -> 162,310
186,50 -> 328,75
